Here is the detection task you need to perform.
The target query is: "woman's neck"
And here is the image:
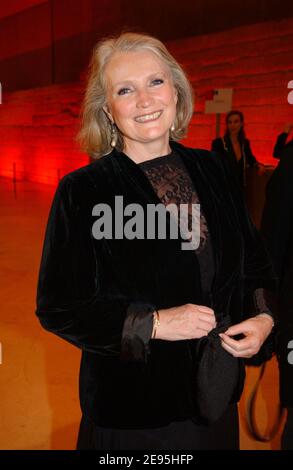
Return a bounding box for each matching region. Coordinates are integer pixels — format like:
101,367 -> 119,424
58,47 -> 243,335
123,139 -> 172,164
230,133 -> 239,143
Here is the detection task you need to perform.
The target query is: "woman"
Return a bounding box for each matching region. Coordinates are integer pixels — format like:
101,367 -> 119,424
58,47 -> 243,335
36,33 -> 275,450
211,110 -> 261,186
273,123 -> 293,160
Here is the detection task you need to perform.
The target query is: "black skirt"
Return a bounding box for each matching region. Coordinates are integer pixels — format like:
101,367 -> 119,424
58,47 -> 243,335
76,404 -> 239,450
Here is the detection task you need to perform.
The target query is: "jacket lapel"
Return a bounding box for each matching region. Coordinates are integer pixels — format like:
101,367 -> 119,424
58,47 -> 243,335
172,142 -> 243,314
105,143 -> 242,314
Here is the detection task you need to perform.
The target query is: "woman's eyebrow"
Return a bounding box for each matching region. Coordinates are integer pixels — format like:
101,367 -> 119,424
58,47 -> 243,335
112,71 -> 168,89
112,80 -> 133,89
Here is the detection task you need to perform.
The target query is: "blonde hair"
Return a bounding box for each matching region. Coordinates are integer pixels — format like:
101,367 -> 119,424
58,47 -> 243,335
77,32 -> 194,158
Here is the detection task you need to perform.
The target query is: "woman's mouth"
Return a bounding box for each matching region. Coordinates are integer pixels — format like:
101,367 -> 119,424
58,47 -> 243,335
134,111 -> 162,123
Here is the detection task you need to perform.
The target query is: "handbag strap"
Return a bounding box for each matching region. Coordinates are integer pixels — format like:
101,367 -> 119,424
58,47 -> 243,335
245,362 -> 285,442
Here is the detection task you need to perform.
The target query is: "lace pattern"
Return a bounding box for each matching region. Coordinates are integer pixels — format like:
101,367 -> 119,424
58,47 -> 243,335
139,152 -> 209,253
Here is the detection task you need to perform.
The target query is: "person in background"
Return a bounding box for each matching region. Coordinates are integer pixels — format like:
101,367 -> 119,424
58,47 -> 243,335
273,123 -> 293,160
36,33 -> 275,451
211,110 -> 263,186
261,145 -> 293,450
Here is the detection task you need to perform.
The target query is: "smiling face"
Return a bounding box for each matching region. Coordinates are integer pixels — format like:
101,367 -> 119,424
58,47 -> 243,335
103,50 -> 178,158
227,114 -> 243,136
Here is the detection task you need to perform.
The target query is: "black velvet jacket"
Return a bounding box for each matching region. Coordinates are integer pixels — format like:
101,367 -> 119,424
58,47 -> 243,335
273,132 -> 293,160
261,150 -> 293,406
36,141 -> 275,428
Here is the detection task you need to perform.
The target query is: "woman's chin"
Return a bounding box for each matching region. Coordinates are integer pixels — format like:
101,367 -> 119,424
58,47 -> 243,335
137,128 -> 170,143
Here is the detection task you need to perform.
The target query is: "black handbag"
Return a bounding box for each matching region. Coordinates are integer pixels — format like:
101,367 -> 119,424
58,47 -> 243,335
192,316 -> 240,423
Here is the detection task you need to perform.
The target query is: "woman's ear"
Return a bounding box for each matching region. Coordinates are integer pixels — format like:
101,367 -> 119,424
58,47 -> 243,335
103,105 -> 114,123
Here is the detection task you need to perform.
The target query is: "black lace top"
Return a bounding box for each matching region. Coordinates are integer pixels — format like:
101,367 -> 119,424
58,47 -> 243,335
139,150 -> 271,315
139,151 -> 215,298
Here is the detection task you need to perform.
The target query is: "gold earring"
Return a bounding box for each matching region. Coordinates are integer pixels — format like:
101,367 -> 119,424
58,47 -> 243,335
110,123 -> 117,148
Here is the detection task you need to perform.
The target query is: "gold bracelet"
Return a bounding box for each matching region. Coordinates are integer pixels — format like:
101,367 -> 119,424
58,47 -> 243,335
152,309 -> 160,339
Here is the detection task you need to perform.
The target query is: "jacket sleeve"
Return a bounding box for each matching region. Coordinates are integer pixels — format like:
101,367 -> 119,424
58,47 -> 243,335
211,138 -> 223,153
213,152 -> 277,316
261,156 -> 292,291
36,175 -> 155,361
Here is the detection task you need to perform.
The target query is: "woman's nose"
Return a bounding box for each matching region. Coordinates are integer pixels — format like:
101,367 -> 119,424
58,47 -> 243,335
136,89 -> 154,108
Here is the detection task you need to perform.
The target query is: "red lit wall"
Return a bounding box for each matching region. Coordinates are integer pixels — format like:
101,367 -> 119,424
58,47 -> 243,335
0,17 -> 292,185
1,1 -> 293,93
0,0 -> 46,20
0,83 -> 88,185
170,18 -> 293,164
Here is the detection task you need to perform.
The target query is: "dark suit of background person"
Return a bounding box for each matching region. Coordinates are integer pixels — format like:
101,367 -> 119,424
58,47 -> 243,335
211,110 -> 260,189
212,135 -> 259,186
273,124 -> 293,160
261,147 -> 293,450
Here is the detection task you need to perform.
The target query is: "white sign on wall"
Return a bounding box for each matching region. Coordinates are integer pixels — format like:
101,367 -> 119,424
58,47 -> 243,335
205,88 -> 233,114
288,80 -> 293,105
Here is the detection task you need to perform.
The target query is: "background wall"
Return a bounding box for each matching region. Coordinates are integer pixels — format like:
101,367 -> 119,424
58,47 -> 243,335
168,18 -> 293,157
0,15 -> 292,184
0,1 -> 291,451
1,0 -> 293,92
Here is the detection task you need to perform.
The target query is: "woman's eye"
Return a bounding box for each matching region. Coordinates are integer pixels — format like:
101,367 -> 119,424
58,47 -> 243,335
151,78 -> 164,86
117,87 -> 131,96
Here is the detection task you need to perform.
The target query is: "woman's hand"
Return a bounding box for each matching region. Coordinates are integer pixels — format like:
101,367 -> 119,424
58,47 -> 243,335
219,314 -> 274,358
154,304 -> 216,341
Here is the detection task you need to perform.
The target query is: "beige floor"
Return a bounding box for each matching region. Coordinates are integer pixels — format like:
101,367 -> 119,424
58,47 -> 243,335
0,177 -> 285,450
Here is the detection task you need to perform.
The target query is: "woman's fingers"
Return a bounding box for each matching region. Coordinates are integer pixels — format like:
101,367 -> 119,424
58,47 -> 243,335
196,327 -> 211,339
195,306 -> 216,328
195,305 -> 215,315
221,316 -> 273,357
220,339 -> 254,358
219,332 -> 259,357
219,333 -> 251,350
186,304 -> 216,335
197,317 -> 216,332
224,323 -> 247,336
